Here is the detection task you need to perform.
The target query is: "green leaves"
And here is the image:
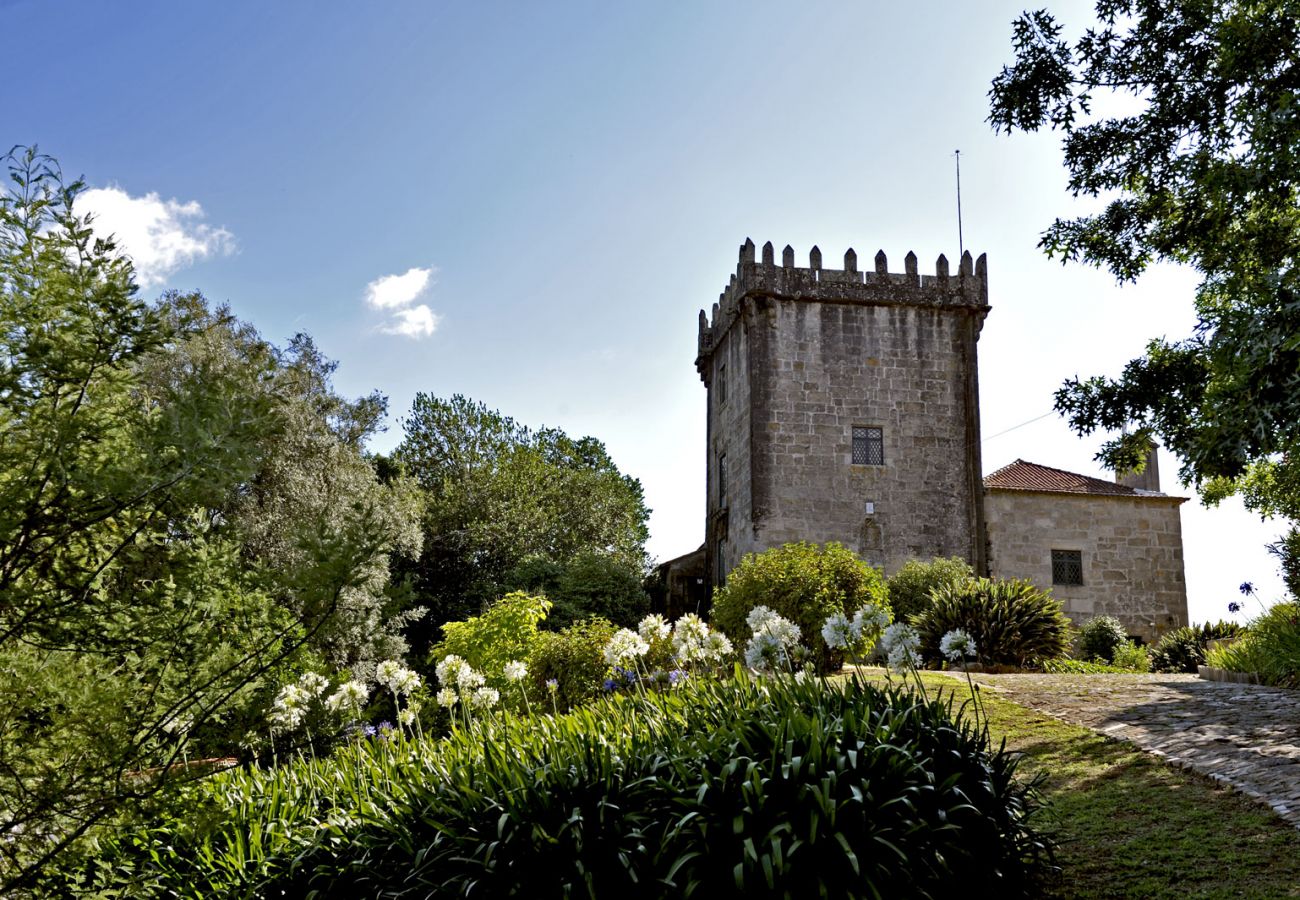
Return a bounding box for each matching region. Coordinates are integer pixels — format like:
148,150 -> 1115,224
74,675 -> 1054,898
993,1 -> 1300,537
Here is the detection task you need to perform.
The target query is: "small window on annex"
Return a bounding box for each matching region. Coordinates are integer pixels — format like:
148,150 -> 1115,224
851,426 -> 884,466
1051,549 -> 1084,586
718,453 -> 728,505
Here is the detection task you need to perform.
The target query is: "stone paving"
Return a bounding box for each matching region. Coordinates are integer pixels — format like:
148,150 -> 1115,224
960,673 -> 1300,828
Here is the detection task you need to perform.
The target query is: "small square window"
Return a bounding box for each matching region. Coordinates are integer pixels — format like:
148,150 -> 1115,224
718,453 -> 728,504
1052,549 -> 1083,586
852,426 -> 884,466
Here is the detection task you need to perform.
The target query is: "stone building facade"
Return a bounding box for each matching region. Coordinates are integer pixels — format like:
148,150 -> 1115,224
984,459 -> 1188,643
685,238 -> 1189,640
695,239 -> 989,579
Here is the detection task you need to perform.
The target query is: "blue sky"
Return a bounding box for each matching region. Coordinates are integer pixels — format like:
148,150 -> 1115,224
4,0 -> 1284,624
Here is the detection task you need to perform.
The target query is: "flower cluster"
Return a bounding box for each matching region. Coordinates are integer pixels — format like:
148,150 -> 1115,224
325,680 -> 369,715
638,614 -> 672,643
744,606 -> 802,673
375,660 -> 422,696
503,660 -> 528,682
604,628 -> 651,666
268,671 -> 332,732
820,603 -> 890,653
940,628 -> 977,662
880,622 -> 922,672
434,654 -> 498,711
670,613 -> 732,665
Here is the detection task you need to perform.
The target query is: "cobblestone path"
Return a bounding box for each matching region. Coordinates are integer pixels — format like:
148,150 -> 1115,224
963,673 -> 1300,827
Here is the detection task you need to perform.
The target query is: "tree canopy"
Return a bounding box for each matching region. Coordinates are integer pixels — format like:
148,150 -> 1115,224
990,0 -> 1300,588
0,147 -> 415,889
391,393 -> 650,643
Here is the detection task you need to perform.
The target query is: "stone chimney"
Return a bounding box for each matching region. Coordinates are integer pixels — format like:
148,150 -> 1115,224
1116,442 -> 1161,492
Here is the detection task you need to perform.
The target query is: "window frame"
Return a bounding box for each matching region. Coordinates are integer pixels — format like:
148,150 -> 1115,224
851,425 -> 884,466
1051,549 -> 1084,586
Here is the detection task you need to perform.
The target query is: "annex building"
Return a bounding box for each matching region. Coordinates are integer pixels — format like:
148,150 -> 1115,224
664,239 -> 1189,643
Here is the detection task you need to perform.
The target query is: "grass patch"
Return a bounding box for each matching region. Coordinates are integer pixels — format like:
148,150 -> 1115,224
854,670 -> 1300,898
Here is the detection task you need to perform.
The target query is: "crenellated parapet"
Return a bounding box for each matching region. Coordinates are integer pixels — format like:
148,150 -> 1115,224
696,238 -> 990,376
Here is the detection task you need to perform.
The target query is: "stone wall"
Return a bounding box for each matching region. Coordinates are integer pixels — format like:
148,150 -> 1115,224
697,240 -> 989,580
984,489 -> 1189,643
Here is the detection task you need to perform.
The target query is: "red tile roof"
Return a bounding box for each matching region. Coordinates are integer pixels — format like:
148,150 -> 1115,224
984,459 -> 1148,497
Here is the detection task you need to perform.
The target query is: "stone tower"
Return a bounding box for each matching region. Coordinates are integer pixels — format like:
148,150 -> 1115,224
696,239 -> 991,583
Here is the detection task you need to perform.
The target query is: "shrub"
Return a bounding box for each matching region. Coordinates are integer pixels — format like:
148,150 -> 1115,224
528,617 -> 617,710
1076,615 -> 1130,663
917,578 -> 1072,668
1207,601 -> 1300,687
886,556 -> 976,622
1110,641 -> 1151,672
710,541 -> 889,673
1150,621 -> 1244,673
432,591 -> 551,693
71,676 -> 1054,898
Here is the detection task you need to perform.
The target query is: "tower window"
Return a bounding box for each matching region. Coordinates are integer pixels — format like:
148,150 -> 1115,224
852,426 -> 884,466
1051,549 -> 1084,586
718,453 -> 728,504
719,363 -> 727,406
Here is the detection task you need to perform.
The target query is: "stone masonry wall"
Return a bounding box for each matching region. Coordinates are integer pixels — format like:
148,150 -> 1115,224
984,490 -> 1189,643
698,240 -> 989,580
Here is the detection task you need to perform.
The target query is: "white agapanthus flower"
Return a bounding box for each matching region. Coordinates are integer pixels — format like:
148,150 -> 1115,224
940,629 -> 977,661
604,628 -> 651,666
503,660 -> 528,682
470,686 -> 500,709
821,612 -> 853,650
457,666 -> 486,692
325,680 -> 369,714
703,631 -> 733,660
852,604 -> 890,637
375,660 -> 402,687
269,683 -> 309,731
880,623 -> 922,673
744,631 -> 784,672
747,605 -> 779,632
435,654 -> 468,687
397,707 -> 417,727
671,613 -> 712,662
298,672 -> 330,697
754,612 -> 801,648
376,660 -> 422,696
638,614 -> 672,643
436,687 -> 459,709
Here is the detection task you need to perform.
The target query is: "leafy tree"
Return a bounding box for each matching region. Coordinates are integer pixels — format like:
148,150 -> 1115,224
140,293 -> 423,672
505,551 -> 650,629
0,148 -> 402,891
392,394 -> 650,646
989,1 -> 1300,578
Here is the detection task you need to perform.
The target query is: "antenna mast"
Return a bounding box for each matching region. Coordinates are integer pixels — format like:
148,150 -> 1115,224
954,149 -> 964,258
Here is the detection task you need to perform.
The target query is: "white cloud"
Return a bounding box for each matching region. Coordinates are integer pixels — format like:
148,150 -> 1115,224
363,266 -> 440,339
378,304 -> 440,338
78,185 -> 235,287
364,266 -> 435,310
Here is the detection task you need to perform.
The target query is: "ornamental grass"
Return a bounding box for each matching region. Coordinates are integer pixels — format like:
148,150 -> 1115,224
64,673 -> 1053,899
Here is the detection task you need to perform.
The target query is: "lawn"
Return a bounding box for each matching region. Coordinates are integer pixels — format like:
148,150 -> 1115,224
866,671 -> 1300,898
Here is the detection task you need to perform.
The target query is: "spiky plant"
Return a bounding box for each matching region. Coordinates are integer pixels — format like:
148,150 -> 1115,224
918,578 -> 1072,668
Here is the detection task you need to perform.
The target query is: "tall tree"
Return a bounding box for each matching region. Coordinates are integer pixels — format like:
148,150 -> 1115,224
392,394 -> 650,643
0,148 -> 403,891
989,0 -> 1300,590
